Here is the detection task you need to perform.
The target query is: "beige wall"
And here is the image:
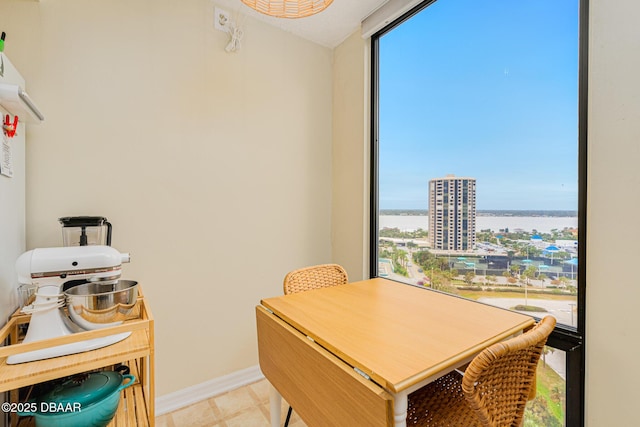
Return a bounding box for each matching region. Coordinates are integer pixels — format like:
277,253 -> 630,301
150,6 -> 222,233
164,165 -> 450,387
331,31 -> 370,281
1,0 -> 333,396
585,0 -> 640,424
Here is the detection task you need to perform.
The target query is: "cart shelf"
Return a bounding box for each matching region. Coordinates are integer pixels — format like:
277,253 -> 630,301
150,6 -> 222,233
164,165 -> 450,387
0,293 -> 154,426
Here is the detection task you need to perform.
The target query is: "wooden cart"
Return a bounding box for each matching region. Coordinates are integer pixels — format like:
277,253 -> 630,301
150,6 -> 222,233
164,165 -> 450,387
0,291 -> 154,426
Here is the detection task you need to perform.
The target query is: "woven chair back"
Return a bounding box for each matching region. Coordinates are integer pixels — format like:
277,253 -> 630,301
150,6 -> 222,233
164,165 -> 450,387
461,315 -> 557,427
283,264 -> 348,295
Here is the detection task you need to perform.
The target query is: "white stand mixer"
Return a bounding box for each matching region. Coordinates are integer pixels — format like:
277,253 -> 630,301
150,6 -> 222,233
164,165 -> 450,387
7,246 -> 133,364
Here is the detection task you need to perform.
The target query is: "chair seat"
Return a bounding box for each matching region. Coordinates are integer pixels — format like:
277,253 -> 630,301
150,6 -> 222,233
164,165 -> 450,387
407,371 -> 483,426
406,316 -> 556,427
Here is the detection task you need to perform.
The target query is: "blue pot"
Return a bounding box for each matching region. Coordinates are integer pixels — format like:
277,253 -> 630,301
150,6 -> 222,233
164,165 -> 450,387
19,370 -> 135,427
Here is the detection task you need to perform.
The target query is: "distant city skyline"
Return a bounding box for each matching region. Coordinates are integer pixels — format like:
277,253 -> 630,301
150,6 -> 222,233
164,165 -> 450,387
378,0 -> 580,211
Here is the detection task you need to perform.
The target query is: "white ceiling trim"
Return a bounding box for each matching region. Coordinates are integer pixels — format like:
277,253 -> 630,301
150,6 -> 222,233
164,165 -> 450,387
361,0 -> 425,38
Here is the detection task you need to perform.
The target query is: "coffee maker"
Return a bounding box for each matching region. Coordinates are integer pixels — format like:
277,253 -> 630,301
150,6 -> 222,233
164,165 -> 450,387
59,216 -> 112,247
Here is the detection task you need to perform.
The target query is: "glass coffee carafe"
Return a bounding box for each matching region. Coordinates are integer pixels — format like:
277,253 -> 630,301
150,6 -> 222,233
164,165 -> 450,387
59,216 -> 112,246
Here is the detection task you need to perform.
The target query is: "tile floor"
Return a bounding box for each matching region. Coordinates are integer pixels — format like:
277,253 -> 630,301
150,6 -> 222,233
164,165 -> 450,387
155,379 -> 307,427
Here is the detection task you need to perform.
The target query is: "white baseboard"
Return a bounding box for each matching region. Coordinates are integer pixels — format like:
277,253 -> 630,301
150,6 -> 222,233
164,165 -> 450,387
155,365 -> 265,416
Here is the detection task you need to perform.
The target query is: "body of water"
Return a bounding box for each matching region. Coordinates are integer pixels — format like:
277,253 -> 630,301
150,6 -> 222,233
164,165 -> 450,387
379,215 -> 578,234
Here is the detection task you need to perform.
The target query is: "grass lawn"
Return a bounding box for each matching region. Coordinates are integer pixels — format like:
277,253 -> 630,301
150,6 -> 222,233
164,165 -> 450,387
525,358 -> 566,425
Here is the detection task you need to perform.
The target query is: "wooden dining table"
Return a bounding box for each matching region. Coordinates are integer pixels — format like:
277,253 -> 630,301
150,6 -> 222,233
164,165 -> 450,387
256,277 -> 534,427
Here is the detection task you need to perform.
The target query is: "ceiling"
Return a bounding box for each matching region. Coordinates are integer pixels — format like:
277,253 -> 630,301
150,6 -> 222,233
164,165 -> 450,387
213,0 -> 389,48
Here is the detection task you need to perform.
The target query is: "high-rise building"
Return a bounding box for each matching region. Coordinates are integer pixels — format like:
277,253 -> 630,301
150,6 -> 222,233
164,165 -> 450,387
429,175 -> 476,251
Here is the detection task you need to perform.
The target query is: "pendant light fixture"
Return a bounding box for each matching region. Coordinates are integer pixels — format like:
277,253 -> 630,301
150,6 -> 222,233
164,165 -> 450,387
240,0 -> 334,19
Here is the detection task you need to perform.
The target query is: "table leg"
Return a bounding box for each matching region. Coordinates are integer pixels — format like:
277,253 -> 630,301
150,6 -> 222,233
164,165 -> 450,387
393,391 -> 408,427
269,383 -> 282,427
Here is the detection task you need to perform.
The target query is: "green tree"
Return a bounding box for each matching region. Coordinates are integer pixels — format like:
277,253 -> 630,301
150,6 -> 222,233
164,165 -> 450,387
430,270 -> 458,294
390,248 -> 409,277
443,269 -> 457,281
522,265 -> 537,285
396,249 -> 408,268
510,264 -> 521,276
463,271 -> 475,285
537,273 -> 548,290
522,265 -> 537,307
528,246 -> 543,258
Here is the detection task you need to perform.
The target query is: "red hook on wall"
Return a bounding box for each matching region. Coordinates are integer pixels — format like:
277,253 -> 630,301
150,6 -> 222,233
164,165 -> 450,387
3,114 -> 18,138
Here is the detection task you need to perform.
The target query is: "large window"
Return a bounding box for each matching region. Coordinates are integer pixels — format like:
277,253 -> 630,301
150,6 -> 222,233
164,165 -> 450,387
370,0 -> 587,425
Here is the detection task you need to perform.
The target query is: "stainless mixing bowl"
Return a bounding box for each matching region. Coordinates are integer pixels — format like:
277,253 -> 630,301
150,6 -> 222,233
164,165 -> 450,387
64,280 -> 138,330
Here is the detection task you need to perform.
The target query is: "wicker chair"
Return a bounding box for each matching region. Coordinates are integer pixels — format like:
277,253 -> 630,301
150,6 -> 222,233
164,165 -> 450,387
283,263 -> 348,295
406,315 -> 556,427
281,263 -> 348,427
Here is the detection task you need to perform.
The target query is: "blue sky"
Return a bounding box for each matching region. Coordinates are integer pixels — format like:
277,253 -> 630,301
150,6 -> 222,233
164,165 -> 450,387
378,0 -> 580,211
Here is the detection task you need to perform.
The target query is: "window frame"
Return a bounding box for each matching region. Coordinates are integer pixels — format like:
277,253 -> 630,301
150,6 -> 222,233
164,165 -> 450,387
368,1 -> 588,425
